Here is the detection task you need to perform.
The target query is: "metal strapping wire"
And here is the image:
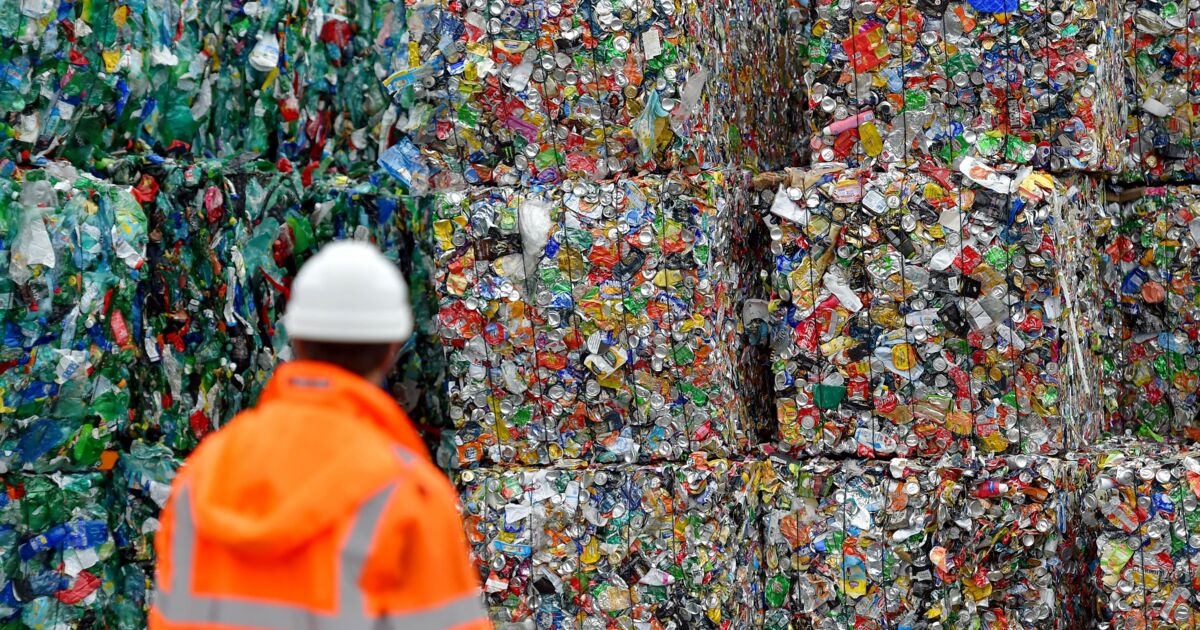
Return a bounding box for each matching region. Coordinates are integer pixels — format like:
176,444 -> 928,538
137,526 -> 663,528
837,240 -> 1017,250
895,0 -> 919,448
527,2 -> 598,469
583,0 -> 647,443
1000,7 -> 1024,453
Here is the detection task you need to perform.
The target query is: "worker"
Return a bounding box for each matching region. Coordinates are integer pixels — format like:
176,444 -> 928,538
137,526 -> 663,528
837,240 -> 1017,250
150,241 -> 491,630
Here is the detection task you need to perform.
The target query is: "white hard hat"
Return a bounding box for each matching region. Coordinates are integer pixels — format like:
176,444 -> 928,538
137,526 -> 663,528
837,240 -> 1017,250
283,241 -> 413,343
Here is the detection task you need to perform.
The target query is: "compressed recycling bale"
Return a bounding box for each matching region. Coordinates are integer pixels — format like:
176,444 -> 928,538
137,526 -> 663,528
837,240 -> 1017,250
1122,4 -> 1200,181
1085,440 -> 1200,629
757,454 -> 938,630
0,164 -> 148,473
457,460 -> 760,628
928,454 -> 1096,629
804,0 -> 1127,173
429,171 -> 753,468
766,163 -> 1103,458
392,0 -> 805,191
1095,185 -> 1200,441
123,160 -> 434,451
0,0 -> 408,174
717,0 -> 810,172
757,453 -> 1096,629
669,459 -> 763,629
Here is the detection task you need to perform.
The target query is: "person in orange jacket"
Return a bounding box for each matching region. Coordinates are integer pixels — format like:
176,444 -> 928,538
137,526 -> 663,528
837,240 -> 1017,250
150,241 -> 491,630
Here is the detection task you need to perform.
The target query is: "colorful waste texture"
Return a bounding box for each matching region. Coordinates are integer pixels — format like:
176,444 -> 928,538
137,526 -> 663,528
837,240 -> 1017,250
757,454 -> 940,629
0,473 -> 127,628
392,0 -> 807,191
927,453 -> 1096,629
427,170 -> 761,469
1095,185 -> 1200,442
1121,2 -> 1200,181
1086,439 -> 1200,629
2,162 -> 147,473
0,159 -> 441,627
757,452 -> 1093,629
455,459 -> 763,629
804,0 -> 1128,173
764,164 -> 1105,458
5,0 -> 1200,627
0,0 -> 446,176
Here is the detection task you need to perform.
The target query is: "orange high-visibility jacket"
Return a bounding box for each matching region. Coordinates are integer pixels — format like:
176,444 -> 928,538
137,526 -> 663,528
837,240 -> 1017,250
149,361 -> 491,630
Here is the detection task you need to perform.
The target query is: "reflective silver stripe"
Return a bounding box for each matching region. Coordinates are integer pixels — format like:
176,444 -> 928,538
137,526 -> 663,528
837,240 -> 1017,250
377,593 -> 489,630
153,453 -> 490,629
393,446 -> 415,465
155,483 -> 396,629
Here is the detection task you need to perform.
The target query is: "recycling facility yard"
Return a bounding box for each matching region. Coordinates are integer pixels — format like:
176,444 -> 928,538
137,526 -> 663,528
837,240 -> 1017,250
3,0 -> 1200,627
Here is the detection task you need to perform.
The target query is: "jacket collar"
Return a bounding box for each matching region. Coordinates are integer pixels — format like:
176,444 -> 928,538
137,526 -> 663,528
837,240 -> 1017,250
259,360 -> 431,460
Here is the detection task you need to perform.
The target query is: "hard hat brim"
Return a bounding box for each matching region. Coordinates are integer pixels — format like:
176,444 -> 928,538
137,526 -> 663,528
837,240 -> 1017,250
284,309 -> 414,343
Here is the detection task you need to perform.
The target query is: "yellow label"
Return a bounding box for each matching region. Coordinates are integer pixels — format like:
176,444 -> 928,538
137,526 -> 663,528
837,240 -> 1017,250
981,431 -> 1008,452
859,121 -> 883,157
408,42 -> 420,68
964,581 -> 994,601
892,344 -> 917,371
102,50 -> 122,73
261,68 -> 279,92
946,410 -> 973,435
581,537 -> 601,564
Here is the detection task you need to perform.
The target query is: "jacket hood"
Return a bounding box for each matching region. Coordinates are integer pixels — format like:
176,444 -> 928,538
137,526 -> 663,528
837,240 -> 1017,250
185,361 -> 429,557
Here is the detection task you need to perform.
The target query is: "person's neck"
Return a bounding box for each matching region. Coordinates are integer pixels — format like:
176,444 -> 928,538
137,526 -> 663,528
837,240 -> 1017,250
363,367 -> 388,387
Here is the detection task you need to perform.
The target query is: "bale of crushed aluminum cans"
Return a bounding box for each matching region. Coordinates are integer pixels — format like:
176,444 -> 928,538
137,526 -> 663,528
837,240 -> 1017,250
456,460 -> 762,628
928,454 -> 1096,629
391,0 -> 805,191
725,0 -> 810,171
1084,440 -> 1200,629
765,163 -> 1103,458
429,171 -> 752,468
757,453 -> 939,630
1096,186 -> 1200,441
757,453 -> 1096,629
1122,3 -> 1200,181
804,0 -> 1127,173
